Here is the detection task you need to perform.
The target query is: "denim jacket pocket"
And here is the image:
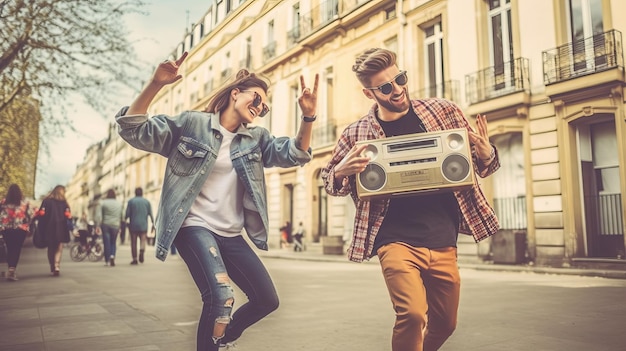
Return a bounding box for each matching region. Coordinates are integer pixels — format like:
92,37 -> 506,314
246,150 -> 264,180
169,138 -> 209,176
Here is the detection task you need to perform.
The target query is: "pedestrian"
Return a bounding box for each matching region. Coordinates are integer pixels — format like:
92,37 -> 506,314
114,51 -> 318,351
37,185 -> 73,276
293,221 -> 305,252
0,184 -> 35,281
125,187 -> 154,265
279,221 -> 291,249
75,212 -> 90,249
97,189 -> 123,267
321,48 -> 500,351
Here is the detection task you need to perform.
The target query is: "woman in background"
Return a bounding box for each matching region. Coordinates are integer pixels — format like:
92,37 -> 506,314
38,185 -> 72,276
0,184 -> 34,281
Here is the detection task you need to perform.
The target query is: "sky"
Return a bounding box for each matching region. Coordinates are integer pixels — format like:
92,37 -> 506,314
34,1 -> 210,198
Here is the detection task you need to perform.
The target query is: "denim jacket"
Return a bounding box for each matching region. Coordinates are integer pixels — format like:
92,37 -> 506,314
115,107 -> 312,261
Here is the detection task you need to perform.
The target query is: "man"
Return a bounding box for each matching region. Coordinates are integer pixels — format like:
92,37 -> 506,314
125,187 -> 154,265
321,48 -> 500,351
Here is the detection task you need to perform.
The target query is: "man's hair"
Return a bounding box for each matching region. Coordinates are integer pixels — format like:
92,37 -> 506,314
105,188 -> 116,199
352,48 -> 397,87
135,187 -> 143,196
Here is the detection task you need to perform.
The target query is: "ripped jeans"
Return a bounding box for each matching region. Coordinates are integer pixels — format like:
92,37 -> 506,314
174,226 -> 279,351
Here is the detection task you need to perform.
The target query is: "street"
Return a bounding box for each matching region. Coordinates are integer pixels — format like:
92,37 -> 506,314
0,244 -> 625,351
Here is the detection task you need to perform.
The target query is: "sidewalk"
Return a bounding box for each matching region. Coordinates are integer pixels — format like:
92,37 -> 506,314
258,242 -> 626,279
1,240 -> 624,351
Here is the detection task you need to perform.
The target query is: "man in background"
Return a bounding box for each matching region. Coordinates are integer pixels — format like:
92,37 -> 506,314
125,187 -> 154,264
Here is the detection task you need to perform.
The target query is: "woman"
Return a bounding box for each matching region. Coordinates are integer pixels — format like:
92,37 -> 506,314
98,189 -> 123,267
115,51 -> 318,350
38,185 -> 72,276
0,184 -> 34,281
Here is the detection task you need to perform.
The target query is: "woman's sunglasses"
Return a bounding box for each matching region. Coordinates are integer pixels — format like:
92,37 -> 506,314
241,90 -> 270,117
366,71 -> 408,95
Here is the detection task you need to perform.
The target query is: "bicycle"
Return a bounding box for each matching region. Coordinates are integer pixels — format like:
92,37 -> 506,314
69,235 -> 103,262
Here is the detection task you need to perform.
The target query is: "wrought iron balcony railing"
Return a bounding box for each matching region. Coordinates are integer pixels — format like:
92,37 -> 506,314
542,29 -> 624,84
312,119 -> 337,147
585,193 -> 624,236
410,80 -> 460,103
220,68 -> 232,84
298,0 -> 374,40
493,196 -> 528,230
287,27 -> 301,47
465,57 -> 530,105
262,41 -> 277,62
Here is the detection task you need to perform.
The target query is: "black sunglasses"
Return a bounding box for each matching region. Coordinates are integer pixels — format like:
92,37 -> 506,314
366,71 -> 408,95
241,90 -> 270,117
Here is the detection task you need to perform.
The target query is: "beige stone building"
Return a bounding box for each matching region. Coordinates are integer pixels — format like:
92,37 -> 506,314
66,0 -> 625,269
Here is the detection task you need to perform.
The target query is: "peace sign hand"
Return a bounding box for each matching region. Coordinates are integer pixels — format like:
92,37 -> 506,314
298,74 -> 319,117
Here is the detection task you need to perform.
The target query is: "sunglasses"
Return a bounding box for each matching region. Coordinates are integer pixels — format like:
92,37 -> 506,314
366,70 -> 408,95
241,90 -> 270,117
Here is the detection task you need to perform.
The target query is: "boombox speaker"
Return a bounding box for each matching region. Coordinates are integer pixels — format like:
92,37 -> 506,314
356,128 -> 475,200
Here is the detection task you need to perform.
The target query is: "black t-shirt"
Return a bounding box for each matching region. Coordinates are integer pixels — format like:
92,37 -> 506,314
373,108 -> 460,254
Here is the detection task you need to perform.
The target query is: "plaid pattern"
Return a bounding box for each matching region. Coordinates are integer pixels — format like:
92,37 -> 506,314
321,98 -> 501,262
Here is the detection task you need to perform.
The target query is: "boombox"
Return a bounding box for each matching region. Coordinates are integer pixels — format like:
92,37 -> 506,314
356,128 -> 475,200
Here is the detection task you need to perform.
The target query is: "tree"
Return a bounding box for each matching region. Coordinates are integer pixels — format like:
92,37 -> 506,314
0,0 -> 146,194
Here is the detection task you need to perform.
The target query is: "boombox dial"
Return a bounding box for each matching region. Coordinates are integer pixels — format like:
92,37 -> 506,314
355,128 -> 475,200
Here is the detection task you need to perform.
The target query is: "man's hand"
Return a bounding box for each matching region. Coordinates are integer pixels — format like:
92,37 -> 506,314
335,144 -> 371,180
468,114 -> 493,161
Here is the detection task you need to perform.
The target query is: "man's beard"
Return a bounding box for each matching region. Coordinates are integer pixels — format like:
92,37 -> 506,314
375,88 -> 410,113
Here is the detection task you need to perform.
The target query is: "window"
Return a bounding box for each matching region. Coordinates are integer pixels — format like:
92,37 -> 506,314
568,0 -> 605,71
423,22 -> 444,98
488,0 -> 513,90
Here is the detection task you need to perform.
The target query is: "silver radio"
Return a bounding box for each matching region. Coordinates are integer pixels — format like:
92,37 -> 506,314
356,128 -> 475,200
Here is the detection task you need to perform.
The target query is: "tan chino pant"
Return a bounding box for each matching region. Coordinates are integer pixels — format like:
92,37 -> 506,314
377,243 -> 461,351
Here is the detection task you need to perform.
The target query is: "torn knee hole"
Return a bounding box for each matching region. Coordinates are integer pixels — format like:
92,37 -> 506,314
209,246 -> 218,257
212,316 -> 231,341
224,297 -> 234,308
215,272 -> 231,285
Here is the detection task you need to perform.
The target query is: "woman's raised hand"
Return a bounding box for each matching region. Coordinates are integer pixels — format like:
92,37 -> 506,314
298,73 -> 319,117
152,52 -> 189,86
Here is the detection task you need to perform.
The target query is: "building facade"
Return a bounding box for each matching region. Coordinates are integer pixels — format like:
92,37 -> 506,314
65,0 -> 626,268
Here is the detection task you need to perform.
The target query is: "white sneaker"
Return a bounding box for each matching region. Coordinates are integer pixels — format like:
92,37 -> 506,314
219,341 -> 238,350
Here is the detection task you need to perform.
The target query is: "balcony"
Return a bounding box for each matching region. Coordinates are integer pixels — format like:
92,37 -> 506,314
262,41 -> 277,62
410,80 -> 460,104
465,57 -> 530,105
312,119 -> 337,148
220,68 -> 232,84
543,29 -> 624,84
493,196 -> 528,231
287,27 -> 301,47
298,0 -> 377,43
542,29 -> 624,100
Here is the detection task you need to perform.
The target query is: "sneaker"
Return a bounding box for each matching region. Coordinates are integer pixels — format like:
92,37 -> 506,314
130,260 -> 138,265
6,270 -> 18,281
219,342 -> 238,350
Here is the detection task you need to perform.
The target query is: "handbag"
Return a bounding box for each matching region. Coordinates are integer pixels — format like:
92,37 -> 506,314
31,219 -> 47,249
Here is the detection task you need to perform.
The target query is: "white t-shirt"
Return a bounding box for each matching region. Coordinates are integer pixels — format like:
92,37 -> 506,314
182,126 -> 244,237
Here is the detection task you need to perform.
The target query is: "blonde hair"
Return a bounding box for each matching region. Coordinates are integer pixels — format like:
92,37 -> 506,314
46,185 -> 66,201
352,48 -> 397,87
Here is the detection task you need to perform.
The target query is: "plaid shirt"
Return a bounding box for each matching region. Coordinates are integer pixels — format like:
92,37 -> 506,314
321,98 -> 501,263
